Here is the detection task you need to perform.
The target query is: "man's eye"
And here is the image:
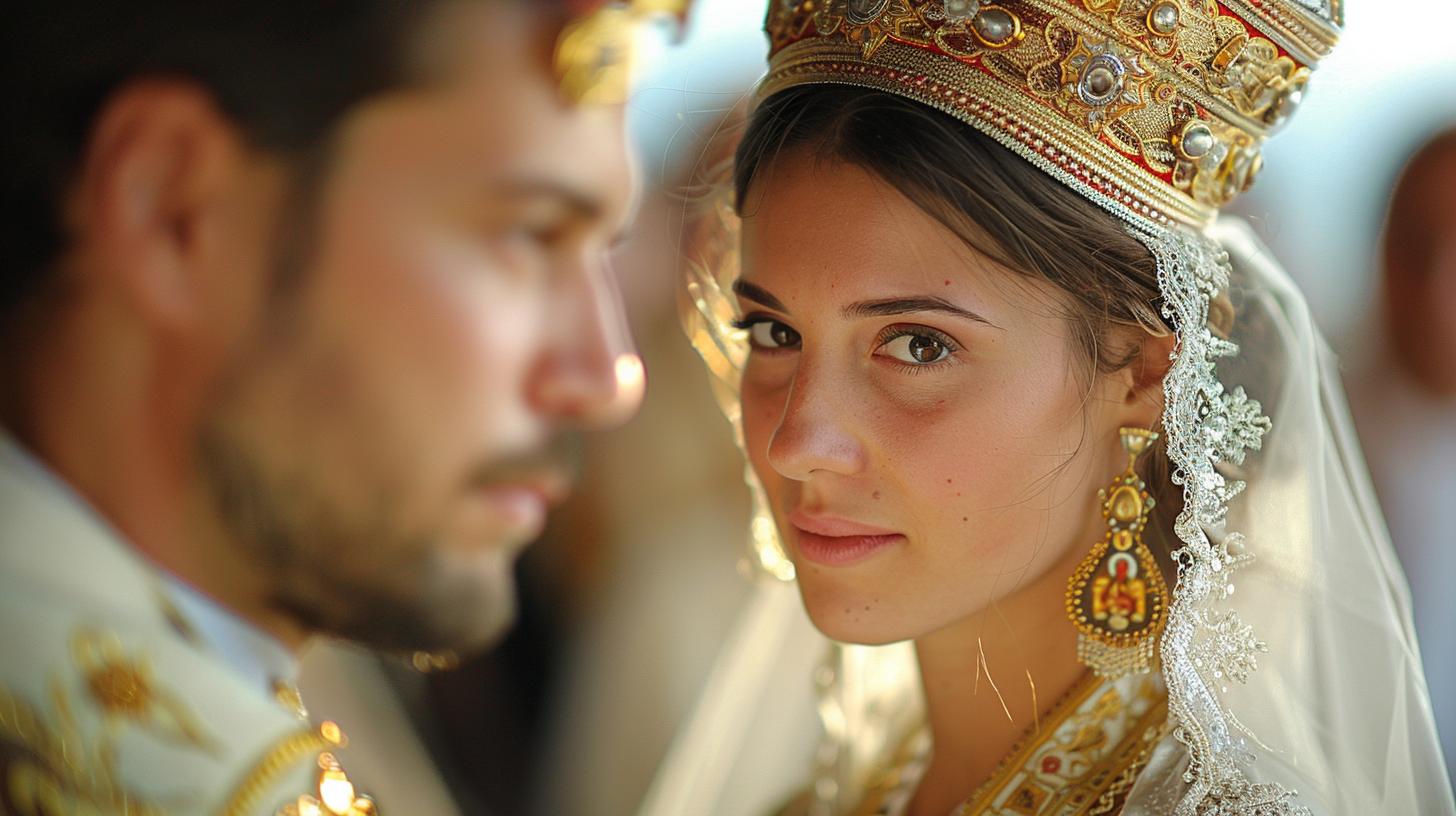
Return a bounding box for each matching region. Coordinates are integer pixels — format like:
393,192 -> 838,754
736,319 -> 801,350
505,224 -> 562,249
878,332 -> 955,365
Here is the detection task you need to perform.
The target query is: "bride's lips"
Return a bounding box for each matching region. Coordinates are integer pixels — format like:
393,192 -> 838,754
788,509 -> 905,567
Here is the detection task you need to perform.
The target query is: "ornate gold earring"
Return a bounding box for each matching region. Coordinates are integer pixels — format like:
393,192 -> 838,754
1066,427 -> 1169,678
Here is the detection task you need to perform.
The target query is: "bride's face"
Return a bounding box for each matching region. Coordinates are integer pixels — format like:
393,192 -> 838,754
737,155 -> 1138,645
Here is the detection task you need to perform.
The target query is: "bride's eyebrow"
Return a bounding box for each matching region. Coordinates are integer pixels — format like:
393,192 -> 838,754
732,279 -> 789,312
845,296 -> 1000,329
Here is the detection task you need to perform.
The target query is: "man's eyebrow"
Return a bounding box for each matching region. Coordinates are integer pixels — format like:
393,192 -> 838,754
495,176 -> 641,245
493,177 -> 606,223
732,279 -> 789,312
843,296 -> 1000,328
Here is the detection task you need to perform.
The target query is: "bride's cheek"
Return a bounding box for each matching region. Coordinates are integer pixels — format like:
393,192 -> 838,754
866,369 -> 975,422
740,380 -> 784,475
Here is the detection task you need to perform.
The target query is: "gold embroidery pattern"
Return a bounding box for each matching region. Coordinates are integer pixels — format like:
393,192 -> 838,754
848,672 -> 1167,815
1,684 -> 171,815
73,631 -> 220,755
0,629 -> 225,815
959,673 -> 1167,814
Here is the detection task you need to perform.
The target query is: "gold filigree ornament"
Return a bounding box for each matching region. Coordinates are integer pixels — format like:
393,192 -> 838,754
1058,33 -> 1154,133
840,0 -> 927,59
1065,428 -> 1170,678
554,0 -> 694,105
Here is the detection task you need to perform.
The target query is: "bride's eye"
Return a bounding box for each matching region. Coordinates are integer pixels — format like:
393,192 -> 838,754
877,329 -> 958,366
734,317 -> 801,351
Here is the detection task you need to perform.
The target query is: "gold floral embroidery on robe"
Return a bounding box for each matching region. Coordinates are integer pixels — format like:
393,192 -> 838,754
851,670 -> 1168,816
0,630 -> 221,815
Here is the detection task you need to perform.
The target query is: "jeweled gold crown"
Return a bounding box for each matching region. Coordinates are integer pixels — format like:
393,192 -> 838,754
762,0 -> 1340,230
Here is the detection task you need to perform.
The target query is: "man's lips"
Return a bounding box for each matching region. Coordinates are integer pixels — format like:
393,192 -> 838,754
470,470 -> 573,543
788,509 -> 905,567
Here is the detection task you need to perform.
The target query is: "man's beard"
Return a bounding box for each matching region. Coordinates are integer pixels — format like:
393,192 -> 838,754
196,405 -> 577,655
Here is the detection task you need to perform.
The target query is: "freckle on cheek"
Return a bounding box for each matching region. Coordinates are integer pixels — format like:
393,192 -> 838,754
873,491 -> 882,500
943,280 -> 951,286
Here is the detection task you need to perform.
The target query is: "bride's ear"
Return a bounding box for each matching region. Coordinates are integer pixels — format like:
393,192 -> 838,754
1118,328 -> 1177,428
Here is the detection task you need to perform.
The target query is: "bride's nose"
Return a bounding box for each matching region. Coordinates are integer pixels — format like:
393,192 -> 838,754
766,359 -> 866,481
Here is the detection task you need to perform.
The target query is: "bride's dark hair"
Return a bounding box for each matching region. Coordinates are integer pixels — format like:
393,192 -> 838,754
733,84 -> 1196,567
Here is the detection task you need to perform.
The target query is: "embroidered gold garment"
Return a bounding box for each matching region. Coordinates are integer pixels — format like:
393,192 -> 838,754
0,432 -> 375,815
851,671 -> 1167,816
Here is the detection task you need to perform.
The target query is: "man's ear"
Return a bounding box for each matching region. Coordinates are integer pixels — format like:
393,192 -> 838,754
66,78 -> 248,332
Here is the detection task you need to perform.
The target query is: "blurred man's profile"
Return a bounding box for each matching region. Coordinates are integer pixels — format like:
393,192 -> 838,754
1348,126 -> 1456,785
0,1 -> 668,811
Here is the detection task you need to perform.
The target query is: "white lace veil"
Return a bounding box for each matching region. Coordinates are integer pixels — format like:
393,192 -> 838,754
1117,217 -> 1455,814
641,43 -> 1456,816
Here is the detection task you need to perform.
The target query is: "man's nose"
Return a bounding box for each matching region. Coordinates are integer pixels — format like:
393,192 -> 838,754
528,265 -> 644,429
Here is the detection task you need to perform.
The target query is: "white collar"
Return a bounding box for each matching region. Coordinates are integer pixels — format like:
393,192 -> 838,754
0,430 -> 298,699
155,572 -> 299,697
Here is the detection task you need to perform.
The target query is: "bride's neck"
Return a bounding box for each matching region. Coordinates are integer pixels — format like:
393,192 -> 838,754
908,545 -> 1088,816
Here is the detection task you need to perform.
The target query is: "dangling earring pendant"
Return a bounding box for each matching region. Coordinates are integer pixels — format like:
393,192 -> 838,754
1066,427 -> 1169,678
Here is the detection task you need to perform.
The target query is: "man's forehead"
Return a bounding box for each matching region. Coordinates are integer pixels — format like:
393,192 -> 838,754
479,93 -> 635,225
363,1 -> 641,233
406,1 -> 557,86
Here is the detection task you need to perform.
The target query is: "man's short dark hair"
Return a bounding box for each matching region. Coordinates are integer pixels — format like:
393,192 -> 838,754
0,1 -> 508,326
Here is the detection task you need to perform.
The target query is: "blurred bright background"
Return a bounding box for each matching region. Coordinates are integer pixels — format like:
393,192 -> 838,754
301,4 -> 1456,814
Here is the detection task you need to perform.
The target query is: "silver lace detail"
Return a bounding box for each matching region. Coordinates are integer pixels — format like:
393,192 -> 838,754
1130,224 -> 1306,816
